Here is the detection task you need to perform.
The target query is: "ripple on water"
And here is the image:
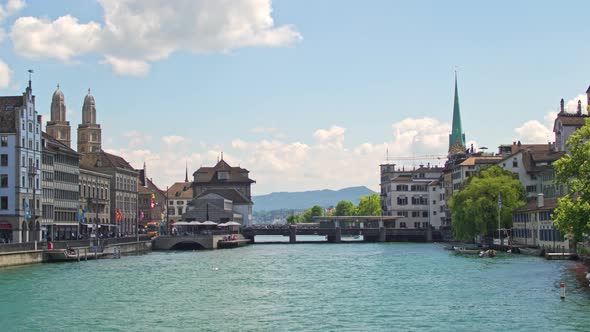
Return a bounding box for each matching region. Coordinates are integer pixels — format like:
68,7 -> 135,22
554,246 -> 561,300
0,243 -> 589,332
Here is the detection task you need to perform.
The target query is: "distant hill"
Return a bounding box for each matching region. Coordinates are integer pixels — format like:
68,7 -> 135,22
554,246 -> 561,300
252,186 -> 376,211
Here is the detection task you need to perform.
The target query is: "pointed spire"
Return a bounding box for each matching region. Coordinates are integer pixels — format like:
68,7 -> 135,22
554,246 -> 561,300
185,161 -> 189,183
449,71 -> 466,155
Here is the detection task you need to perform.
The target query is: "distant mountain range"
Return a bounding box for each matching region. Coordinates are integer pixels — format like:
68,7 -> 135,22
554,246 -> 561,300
252,186 -> 376,211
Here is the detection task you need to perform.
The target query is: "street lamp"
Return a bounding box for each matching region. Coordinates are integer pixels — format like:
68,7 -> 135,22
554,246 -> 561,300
497,193 -> 502,247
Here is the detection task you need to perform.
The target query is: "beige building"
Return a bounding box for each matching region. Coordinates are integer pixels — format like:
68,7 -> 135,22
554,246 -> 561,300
167,181 -> 193,225
79,166 -> 111,236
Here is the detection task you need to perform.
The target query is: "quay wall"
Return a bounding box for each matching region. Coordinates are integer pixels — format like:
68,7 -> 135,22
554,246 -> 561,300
0,239 -> 152,268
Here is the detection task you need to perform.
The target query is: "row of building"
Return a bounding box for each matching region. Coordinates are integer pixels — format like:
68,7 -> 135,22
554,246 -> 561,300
0,79 -> 256,243
380,75 -> 590,251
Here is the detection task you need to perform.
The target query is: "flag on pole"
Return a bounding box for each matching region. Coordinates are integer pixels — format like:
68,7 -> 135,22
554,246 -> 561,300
24,201 -> 30,220
115,208 -> 122,222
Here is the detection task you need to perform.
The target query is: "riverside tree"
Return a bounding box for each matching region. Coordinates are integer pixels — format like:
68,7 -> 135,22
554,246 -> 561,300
553,119 -> 590,249
356,194 -> 382,216
450,165 -> 525,241
334,200 -> 356,216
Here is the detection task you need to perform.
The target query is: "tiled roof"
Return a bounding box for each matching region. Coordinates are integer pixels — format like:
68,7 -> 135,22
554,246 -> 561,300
459,156 -> 503,166
521,150 -> 565,173
167,182 -> 193,199
513,197 -> 558,212
0,96 -> 23,133
197,188 -> 252,204
193,159 -> 255,184
80,151 -> 135,171
42,132 -> 78,156
554,113 -> 588,129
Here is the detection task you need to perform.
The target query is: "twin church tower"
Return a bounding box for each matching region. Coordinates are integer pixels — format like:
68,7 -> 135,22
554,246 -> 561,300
46,86 -> 102,153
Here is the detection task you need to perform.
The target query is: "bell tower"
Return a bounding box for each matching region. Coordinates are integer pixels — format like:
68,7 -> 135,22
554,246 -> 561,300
77,88 -> 102,153
46,84 -> 71,147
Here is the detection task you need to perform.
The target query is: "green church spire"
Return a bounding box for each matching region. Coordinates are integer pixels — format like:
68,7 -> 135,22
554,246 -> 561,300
449,72 -> 466,155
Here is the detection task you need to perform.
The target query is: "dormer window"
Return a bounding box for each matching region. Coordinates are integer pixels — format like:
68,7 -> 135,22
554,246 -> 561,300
218,171 -> 230,180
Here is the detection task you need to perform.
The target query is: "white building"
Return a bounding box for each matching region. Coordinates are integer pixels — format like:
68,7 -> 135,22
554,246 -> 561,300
0,80 -> 42,243
380,164 -> 445,230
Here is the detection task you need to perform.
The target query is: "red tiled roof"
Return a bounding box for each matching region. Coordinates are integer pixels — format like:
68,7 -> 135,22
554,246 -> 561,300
193,159 -> 255,184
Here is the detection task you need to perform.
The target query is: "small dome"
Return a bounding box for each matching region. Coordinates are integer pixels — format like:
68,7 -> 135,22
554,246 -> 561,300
83,88 -> 95,106
52,84 -> 64,101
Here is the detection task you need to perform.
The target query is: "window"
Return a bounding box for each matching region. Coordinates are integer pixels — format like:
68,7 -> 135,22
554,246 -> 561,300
432,200 -> 436,205
177,207 -> 183,215
526,185 -> 537,193
397,197 -> 408,205
400,222 -> 407,228
0,196 -> 7,209
422,211 -> 428,218
397,211 -> 408,217
396,185 -> 409,191
218,171 -> 230,180
412,211 -> 420,217
0,154 -> 7,166
0,174 -> 7,187
422,222 -> 429,228
0,136 -> 7,147
433,211 -> 437,215
513,158 -> 518,168
414,222 -> 420,228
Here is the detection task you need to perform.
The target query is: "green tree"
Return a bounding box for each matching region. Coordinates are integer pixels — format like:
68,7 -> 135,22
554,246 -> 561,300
287,215 -> 299,224
335,200 -> 356,216
449,165 -> 525,241
356,194 -> 382,216
553,119 -> 590,249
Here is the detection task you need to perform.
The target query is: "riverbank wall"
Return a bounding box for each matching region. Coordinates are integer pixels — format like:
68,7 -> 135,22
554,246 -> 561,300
0,238 -> 152,268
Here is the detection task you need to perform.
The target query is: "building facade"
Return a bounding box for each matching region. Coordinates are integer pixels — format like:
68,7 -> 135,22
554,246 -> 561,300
0,81 -> 42,243
166,181 -> 193,225
137,164 -> 166,229
380,164 -> 444,229
191,157 -> 255,226
42,133 -> 80,241
79,166 -> 112,236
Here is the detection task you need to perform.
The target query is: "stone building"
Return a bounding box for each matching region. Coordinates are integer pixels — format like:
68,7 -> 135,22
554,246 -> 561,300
137,164 -> 166,229
79,166 -> 111,236
80,153 -> 138,236
75,88 -> 139,236
380,164 -> 444,230
77,89 -> 102,153
553,92 -> 589,153
167,181 -> 193,225
187,157 -> 255,225
42,132 -> 80,241
46,85 -> 71,148
0,80 -> 42,243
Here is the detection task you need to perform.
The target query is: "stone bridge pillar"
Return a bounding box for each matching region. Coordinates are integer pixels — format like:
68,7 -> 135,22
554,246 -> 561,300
289,226 -> 297,243
378,220 -> 386,242
426,227 -> 432,242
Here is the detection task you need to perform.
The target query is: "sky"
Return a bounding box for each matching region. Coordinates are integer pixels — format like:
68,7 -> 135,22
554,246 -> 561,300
0,0 -> 589,195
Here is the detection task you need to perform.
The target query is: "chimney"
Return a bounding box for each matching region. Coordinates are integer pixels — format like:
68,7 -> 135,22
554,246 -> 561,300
560,98 -> 564,113
577,100 -> 582,115
537,193 -> 544,208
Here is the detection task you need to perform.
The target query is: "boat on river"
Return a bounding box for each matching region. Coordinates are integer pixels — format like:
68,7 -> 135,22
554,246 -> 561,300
454,247 -> 481,255
519,247 -> 543,256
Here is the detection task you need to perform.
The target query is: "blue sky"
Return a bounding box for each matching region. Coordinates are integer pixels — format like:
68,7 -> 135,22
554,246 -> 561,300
0,0 -> 589,194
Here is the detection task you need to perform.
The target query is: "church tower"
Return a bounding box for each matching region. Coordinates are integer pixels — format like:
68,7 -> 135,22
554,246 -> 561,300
46,84 -> 72,147
448,72 -> 466,155
77,89 -> 102,153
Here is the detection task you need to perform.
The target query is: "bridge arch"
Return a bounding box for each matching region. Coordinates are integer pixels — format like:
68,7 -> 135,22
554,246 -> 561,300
169,241 -> 207,251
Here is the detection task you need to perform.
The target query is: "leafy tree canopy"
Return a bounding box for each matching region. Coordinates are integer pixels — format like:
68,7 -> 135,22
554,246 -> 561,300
356,194 -> 382,216
335,200 -> 356,216
450,165 -> 525,241
553,119 -> 590,243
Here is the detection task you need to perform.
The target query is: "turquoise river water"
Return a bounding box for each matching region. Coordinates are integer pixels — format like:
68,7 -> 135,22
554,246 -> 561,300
0,240 -> 589,331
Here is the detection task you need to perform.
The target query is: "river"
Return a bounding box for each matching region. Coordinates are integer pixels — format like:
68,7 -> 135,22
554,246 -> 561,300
0,241 -> 588,331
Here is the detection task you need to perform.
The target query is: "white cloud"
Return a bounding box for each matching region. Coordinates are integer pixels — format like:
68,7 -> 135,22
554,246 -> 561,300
102,56 -> 150,77
10,15 -> 101,61
162,135 -> 185,145
0,0 -> 24,23
514,120 -> 552,143
0,58 -> 12,88
565,94 -> 588,114
9,0 -> 302,75
102,118 -> 452,194
251,127 -> 278,134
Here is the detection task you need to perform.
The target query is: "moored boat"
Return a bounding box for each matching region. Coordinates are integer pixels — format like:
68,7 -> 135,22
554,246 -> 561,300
519,247 -> 543,256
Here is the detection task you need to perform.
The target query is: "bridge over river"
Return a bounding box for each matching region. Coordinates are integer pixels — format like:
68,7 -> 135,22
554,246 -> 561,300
243,216 -> 437,243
